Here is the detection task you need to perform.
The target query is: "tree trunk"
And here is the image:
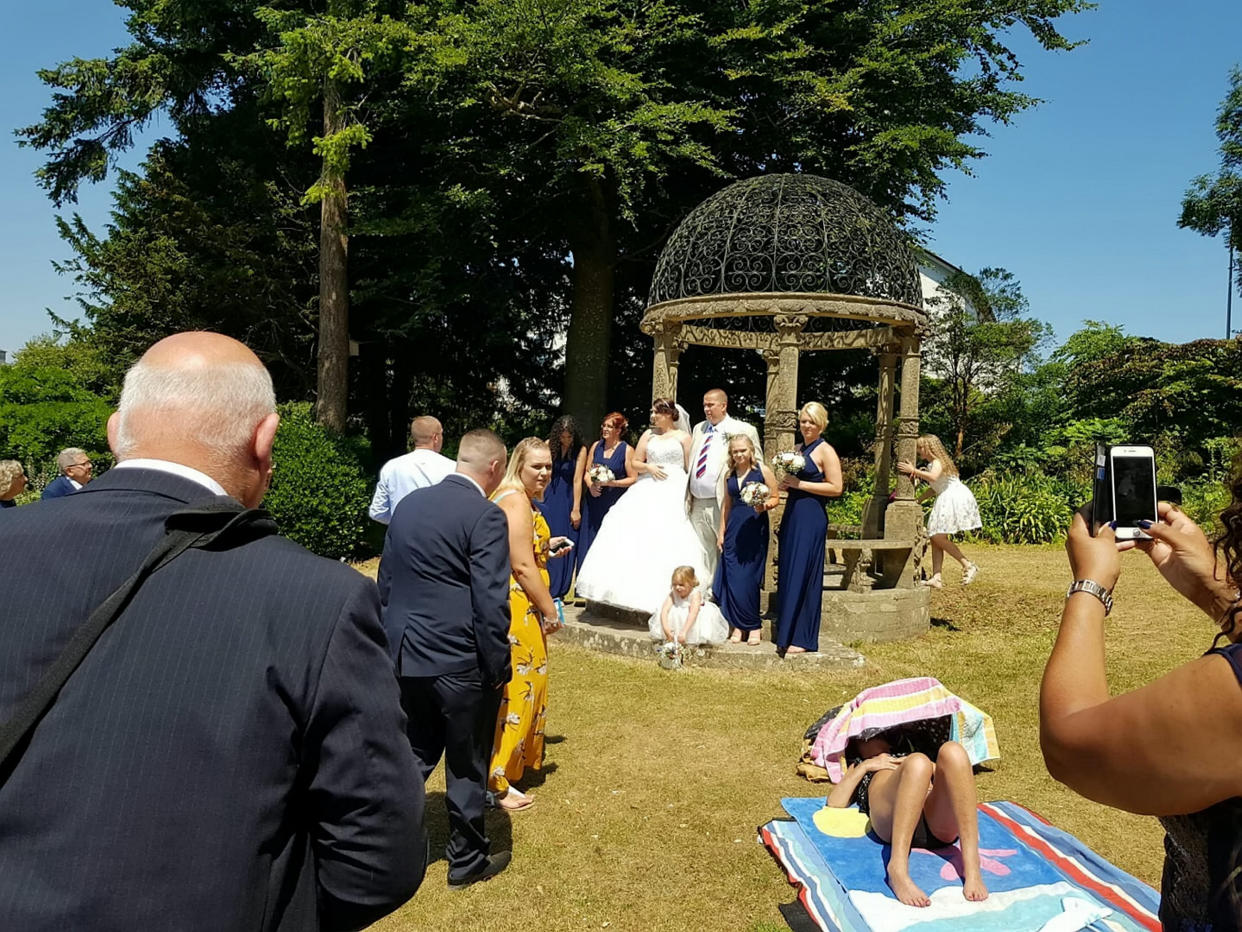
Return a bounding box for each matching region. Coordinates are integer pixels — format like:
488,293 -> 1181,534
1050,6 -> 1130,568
315,77 -> 350,433
563,177 -> 616,429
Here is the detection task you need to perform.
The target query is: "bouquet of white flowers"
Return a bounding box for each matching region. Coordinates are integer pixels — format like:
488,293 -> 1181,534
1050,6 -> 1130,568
771,451 -> 806,475
587,464 -> 616,484
657,640 -> 684,670
739,481 -> 770,507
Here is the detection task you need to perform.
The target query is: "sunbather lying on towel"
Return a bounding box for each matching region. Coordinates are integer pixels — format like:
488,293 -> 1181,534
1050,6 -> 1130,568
825,732 -> 988,908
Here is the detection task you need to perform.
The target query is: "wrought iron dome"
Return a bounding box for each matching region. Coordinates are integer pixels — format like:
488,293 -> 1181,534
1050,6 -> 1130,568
645,174 -> 923,319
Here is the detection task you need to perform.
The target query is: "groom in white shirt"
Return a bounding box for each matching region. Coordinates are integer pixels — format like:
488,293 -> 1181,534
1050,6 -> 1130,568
687,388 -> 762,579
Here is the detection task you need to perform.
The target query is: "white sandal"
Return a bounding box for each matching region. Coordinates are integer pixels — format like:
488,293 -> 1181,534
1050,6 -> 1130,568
962,562 -> 979,585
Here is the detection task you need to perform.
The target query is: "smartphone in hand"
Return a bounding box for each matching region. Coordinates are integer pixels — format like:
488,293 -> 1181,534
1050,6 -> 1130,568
1109,444 -> 1157,540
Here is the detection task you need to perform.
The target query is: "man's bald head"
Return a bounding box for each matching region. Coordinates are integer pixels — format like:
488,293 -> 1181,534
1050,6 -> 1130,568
109,332 -> 279,506
410,416 -> 443,451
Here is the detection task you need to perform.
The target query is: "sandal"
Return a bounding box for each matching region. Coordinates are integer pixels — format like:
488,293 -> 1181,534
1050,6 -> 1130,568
919,574 -> 944,590
746,631 -> 761,646
728,630 -> 743,644
496,788 -> 535,812
962,562 -> 979,585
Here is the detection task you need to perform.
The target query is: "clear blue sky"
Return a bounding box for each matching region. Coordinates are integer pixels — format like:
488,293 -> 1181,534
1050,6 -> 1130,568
3,1 -> 1240,358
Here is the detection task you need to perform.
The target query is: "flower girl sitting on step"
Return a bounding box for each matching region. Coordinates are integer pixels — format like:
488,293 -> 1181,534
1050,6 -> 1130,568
648,566 -> 728,646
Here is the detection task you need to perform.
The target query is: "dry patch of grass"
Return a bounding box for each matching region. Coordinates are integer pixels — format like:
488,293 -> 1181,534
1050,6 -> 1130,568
361,544 -> 1212,931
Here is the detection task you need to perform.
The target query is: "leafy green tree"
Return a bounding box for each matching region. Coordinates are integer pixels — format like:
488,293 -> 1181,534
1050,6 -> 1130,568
0,362 -> 113,485
922,267 -> 1050,458
1180,66 -> 1242,322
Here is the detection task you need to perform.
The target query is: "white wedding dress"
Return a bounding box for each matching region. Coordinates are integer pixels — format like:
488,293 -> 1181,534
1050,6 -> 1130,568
575,432 -> 709,614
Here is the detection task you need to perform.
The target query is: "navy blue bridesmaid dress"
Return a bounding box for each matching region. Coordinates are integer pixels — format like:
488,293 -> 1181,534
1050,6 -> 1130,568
775,438 -> 828,652
542,452 -> 580,599
713,466 -> 770,633
575,440 -> 629,573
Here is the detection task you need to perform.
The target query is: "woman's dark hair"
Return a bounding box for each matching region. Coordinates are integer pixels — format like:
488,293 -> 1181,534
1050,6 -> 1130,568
1216,451 -> 1242,637
547,415 -> 584,463
651,397 -> 677,417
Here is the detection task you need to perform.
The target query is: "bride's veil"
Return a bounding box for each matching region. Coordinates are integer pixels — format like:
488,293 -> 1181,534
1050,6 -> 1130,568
674,403 -> 692,435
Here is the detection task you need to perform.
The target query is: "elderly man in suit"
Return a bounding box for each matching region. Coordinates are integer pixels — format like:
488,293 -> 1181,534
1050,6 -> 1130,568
687,388 -> 762,578
377,428 -> 513,888
0,332 -> 426,932
368,415 -> 456,524
40,447 -> 93,498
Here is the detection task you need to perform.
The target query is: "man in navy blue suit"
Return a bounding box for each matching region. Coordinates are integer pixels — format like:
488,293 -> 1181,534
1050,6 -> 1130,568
378,428 -> 513,888
40,446 -> 93,498
0,333 -> 426,931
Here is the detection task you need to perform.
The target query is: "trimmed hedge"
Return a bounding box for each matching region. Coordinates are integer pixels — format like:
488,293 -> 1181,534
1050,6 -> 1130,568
265,403 -> 372,560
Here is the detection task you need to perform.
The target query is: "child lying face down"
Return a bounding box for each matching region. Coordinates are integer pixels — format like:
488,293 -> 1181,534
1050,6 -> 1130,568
825,732 -> 988,908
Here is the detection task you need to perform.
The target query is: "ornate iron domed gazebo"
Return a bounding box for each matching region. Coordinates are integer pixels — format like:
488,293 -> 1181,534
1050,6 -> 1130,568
641,174 -> 930,606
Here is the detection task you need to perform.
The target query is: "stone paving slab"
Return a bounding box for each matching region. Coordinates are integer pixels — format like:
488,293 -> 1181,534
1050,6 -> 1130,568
559,603 -> 865,671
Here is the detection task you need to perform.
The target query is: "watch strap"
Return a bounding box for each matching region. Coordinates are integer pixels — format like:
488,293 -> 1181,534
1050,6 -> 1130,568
1066,579 -> 1113,616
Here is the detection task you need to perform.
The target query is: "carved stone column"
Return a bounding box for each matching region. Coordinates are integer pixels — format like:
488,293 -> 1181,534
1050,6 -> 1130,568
770,314 -> 807,455
863,345 -> 899,538
885,331 -> 925,586
650,321 -> 684,401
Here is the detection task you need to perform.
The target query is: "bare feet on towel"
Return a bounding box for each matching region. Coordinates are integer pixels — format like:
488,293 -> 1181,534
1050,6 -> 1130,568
962,872 -> 989,902
887,869 -> 930,908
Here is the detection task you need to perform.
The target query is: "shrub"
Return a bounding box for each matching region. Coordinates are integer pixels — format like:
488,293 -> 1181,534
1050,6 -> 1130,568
265,403 -> 372,560
967,473 -> 1083,544
0,365 -> 113,486
1181,477 -> 1232,535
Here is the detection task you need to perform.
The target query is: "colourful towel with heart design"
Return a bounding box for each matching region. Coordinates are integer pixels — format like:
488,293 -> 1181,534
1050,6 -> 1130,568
760,798 -> 1159,931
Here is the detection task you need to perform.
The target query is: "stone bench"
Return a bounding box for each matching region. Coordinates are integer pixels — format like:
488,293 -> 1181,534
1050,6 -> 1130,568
824,537 -> 914,592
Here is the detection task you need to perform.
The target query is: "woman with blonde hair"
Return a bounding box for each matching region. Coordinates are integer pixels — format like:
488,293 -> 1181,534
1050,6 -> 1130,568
715,433 -> 780,644
897,434 -> 981,588
775,401 -> 843,654
488,437 -> 570,812
0,460 -> 26,510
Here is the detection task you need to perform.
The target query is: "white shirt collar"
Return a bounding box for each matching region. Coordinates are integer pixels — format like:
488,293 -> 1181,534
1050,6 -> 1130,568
68,477 -> 83,491
113,458 -> 228,496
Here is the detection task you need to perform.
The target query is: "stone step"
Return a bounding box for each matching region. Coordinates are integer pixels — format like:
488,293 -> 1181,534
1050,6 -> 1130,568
559,603 -> 866,671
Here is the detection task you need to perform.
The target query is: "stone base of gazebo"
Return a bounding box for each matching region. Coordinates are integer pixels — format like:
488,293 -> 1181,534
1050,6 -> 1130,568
566,602 -> 865,670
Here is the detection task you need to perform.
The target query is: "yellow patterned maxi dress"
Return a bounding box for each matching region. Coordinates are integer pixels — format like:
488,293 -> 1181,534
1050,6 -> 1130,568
489,501 -> 550,796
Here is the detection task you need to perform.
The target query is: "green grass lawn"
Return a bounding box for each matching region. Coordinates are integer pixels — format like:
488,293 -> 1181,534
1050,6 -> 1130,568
361,543 -> 1213,931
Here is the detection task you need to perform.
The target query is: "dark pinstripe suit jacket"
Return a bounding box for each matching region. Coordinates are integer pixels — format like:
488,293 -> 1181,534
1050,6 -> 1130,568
0,467 -> 425,932
377,473 -> 512,686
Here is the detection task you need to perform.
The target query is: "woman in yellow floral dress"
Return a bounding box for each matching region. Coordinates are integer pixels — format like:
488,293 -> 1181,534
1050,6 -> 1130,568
489,437 -> 567,812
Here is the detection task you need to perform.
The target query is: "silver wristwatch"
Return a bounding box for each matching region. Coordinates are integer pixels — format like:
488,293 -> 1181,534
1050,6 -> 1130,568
1066,579 -> 1113,616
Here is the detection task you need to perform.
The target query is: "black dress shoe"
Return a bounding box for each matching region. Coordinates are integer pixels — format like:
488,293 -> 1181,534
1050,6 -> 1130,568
447,850 -> 511,889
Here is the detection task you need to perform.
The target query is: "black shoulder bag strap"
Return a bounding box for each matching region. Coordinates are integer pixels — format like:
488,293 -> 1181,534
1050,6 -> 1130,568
0,501 -> 278,770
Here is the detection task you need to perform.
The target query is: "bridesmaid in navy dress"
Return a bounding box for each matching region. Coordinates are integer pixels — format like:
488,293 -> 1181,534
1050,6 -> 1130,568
575,412 -> 637,582
543,416 -> 588,600
775,401 -> 843,654
714,434 -> 780,645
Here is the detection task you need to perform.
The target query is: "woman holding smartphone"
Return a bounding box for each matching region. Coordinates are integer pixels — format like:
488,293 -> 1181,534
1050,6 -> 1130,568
1041,465 -> 1242,928
488,437 -> 568,813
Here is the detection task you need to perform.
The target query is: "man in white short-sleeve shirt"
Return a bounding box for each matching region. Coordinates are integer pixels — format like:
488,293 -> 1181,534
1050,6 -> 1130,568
369,416 -> 456,524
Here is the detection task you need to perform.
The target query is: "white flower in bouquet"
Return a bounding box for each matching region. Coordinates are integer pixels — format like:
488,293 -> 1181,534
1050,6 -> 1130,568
771,451 -> 806,475
587,464 -> 616,484
739,481 -> 770,507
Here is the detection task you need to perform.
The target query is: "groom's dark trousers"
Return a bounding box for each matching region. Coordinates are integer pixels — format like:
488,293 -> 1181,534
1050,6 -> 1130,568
378,473 -> 512,880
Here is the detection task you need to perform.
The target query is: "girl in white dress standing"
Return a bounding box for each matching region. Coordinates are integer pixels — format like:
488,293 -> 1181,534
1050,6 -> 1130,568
648,566 -> 728,646
897,434 -> 981,589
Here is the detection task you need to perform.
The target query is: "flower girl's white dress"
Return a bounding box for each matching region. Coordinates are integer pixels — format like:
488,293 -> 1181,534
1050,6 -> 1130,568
647,587 -> 728,646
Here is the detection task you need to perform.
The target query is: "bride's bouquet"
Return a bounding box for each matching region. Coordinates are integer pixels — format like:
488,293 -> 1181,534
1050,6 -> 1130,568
739,481 -> 770,507
771,451 -> 806,475
587,464 -> 615,485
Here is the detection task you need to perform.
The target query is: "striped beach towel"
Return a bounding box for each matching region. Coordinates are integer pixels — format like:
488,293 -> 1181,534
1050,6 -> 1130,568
810,677 -> 999,782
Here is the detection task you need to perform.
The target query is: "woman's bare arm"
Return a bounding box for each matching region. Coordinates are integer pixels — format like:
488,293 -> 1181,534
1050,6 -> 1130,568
499,494 -> 557,620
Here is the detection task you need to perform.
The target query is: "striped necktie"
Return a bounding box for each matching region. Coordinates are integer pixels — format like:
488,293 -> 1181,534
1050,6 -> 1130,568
695,425 -> 714,478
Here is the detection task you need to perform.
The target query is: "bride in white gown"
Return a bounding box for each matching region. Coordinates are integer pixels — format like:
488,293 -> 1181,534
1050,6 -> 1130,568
575,398 -> 710,614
